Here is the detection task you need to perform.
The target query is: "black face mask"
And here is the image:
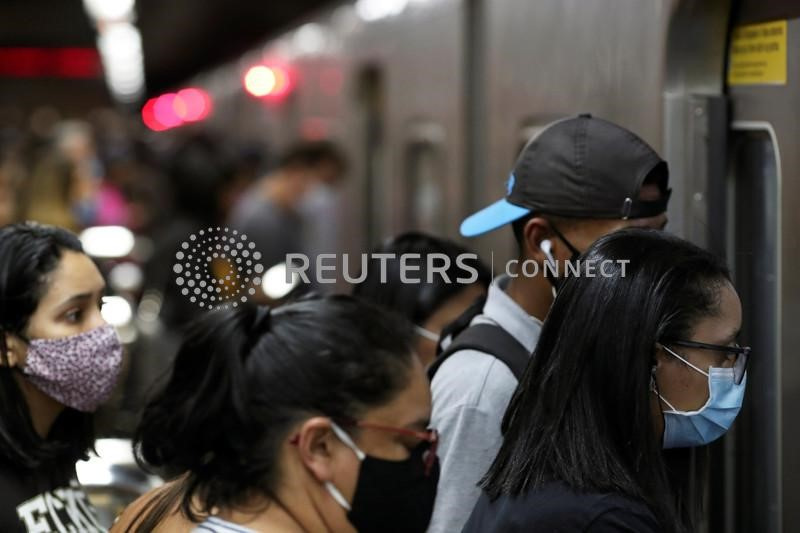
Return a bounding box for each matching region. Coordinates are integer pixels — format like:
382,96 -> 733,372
326,423 -> 440,533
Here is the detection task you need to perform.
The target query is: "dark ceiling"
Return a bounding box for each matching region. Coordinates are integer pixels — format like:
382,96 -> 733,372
136,0 -> 335,94
1,0 -> 335,98
0,0 -> 96,47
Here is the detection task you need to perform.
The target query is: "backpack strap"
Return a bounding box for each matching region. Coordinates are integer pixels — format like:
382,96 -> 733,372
436,294 -> 487,356
427,323 -> 530,382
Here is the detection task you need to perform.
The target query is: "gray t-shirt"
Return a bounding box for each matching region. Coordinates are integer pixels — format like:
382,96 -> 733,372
428,275 -> 542,533
228,189 -> 304,271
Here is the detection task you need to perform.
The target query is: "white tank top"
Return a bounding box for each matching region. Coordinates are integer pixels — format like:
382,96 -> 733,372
191,516 -> 259,533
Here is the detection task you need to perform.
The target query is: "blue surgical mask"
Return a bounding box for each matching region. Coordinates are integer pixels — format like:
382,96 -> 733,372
654,344 -> 747,449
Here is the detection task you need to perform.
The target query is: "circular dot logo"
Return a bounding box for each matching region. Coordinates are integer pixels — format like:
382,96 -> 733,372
173,227 -> 264,310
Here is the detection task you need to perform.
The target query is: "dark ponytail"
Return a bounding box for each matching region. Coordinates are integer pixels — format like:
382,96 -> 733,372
132,294 -> 415,527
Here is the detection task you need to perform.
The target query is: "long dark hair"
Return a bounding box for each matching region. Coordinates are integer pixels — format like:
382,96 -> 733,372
481,228 -> 730,532
131,295 -> 415,530
352,232 -> 491,326
0,222 -> 94,468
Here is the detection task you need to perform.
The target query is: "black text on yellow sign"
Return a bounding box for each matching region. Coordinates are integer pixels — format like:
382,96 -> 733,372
728,20 -> 787,86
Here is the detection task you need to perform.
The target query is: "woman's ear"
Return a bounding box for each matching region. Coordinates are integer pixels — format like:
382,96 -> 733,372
653,343 -> 670,369
0,333 -> 26,368
294,417 -> 339,483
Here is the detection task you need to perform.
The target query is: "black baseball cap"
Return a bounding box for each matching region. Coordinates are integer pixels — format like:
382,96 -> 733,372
460,114 -> 671,237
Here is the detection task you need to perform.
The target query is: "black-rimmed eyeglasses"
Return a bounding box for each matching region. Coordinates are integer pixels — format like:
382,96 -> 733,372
665,339 -> 750,385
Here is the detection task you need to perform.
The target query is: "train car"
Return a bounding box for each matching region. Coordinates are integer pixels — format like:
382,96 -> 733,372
187,0 -> 798,530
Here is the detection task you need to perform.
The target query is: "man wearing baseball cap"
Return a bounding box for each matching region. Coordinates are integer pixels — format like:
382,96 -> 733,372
427,114 -> 671,533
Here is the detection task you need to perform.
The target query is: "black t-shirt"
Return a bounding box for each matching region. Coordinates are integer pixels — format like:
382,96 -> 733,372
0,459 -> 104,532
463,481 -> 662,533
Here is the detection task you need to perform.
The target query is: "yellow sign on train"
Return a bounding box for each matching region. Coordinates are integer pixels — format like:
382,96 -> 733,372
728,20 -> 787,85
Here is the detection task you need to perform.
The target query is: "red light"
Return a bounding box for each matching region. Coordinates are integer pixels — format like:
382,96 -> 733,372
172,94 -> 188,120
243,65 -> 293,99
141,98 -> 167,131
142,88 -> 213,131
54,48 -> 101,78
0,47 -> 100,78
153,93 -> 182,129
175,88 -> 211,122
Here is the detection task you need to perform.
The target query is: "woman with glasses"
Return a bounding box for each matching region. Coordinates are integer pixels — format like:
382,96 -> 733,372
463,228 -> 748,533
113,295 -> 439,533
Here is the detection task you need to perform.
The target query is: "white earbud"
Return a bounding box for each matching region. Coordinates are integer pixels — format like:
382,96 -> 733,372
541,239 -> 558,299
540,239 -> 556,265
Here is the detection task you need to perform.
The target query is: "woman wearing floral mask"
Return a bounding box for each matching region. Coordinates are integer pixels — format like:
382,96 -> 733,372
113,295 -> 439,533
0,222 -> 123,532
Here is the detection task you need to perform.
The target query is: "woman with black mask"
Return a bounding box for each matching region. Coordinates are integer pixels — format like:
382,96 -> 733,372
464,228 -> 748,533
0,222 -> 123,532
114,295 -> 439,533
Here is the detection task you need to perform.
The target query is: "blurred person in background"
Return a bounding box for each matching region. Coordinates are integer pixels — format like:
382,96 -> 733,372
228,140 -> 346,276
0,222 -> 123,532
353,232 -> 491,367
221,143 -> 268,222
0,169 -> 14,226
142,132 -> 236,330
21,151 -> 82,231
100,132 -> 173,237
20,120 -> 131,231
52,121 -> 102,227
113,296 -> 439,533
0,147 -> 20,226
298,141 -> 348,292
88,108 -> 155,231
54,120 -> 129,228
0,113 -> 26,226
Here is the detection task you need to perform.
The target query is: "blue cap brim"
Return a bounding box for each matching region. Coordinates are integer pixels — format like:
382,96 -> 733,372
460,199 -> 531,237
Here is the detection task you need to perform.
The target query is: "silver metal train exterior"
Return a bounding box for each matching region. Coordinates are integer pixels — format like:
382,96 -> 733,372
190,0 -> 798,530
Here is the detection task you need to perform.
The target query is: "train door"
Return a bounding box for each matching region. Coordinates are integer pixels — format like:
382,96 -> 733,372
722,5 -> 800,531
346,0 -> 465,241
723,123 -> 781,533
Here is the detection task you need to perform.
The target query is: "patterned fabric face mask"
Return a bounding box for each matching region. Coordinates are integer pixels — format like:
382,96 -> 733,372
23,324 -> 123,412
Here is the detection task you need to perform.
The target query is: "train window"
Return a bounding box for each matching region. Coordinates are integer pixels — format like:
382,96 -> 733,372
404,122 -> 446,232
355,64 -> 385,246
